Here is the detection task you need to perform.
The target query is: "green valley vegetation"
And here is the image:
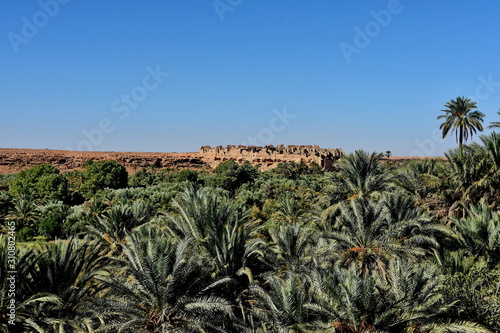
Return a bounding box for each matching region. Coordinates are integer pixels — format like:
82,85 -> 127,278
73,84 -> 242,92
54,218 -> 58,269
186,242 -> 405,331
2,134 -> 500,332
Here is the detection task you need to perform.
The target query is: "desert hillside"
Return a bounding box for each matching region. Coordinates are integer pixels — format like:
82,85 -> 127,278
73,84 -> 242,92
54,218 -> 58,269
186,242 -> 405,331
0,148 -> 206,174
0,146 -> 445,175
0,144 -> 344,174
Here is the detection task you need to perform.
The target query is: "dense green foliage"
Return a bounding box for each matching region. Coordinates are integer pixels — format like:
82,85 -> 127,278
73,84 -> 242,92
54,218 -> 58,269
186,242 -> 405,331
9,164 -> 68,202
2,135 -> 500,332
207,160 -> 259,192
80,160 -> 128,198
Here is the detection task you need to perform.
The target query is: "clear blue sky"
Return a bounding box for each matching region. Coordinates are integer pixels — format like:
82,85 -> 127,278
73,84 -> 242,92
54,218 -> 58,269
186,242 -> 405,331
1,0 -> 499,156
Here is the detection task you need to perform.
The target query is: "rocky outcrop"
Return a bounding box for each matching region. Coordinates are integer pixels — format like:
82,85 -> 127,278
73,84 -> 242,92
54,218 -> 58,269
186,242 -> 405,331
0,145 -> 344,174
0,149 -> 207,174
199,144 -> 343,171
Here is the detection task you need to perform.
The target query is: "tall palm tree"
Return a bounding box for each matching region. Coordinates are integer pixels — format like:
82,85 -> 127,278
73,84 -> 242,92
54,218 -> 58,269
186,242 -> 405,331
437,96 -> 485,149
99,232 -> 235,332
487,109 -> 500,128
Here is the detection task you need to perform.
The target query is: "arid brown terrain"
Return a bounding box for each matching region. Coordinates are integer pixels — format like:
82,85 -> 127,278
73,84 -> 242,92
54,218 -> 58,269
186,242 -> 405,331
0,149 -> 207,174
0,145 -> 444,175
0,145 -> 344,174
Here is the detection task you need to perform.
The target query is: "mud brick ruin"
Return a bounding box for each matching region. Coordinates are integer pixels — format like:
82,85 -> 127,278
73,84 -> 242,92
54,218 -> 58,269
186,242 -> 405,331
0,145 -> 343,174
199,145 -> 343,171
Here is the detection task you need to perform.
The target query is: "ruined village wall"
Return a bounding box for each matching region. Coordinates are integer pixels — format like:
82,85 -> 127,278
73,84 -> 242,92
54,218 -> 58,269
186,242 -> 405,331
0,145 -> 343,174
199,144 -> 343,171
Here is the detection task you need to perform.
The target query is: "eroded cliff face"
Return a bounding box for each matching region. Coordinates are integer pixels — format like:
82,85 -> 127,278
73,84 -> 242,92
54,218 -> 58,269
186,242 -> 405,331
199,144 -> 343,171
0,145 -> 343,174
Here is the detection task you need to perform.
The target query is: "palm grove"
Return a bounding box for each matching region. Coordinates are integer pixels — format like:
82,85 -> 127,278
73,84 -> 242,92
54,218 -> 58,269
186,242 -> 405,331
1,97 -> 500,332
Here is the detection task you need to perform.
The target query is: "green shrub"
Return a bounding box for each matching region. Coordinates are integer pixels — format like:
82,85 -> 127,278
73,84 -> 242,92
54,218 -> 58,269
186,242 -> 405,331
80,160 -> 128,197
37,215 -> 62,238
17,226 -> 36,241
207,160 -> 258,192
9,164 -> 68,201
443,262 -> 500,331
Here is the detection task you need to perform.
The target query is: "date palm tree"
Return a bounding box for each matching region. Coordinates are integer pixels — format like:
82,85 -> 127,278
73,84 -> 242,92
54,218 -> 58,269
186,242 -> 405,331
322,150 -> 392,209
167,185 -> 264,282
444,132 -> 500,215
328,192 -> 448,277
87,201 -> 153,253
0,235 -> 59,332
469,132 -> 500,206
266,223 -> 315,275
6,237 -> 109,331
249,273 -> 317,333
6,197 -> 39,232
307,260 -> 489,333
274,196 -> 309,224
393,158 -> 442,207
444,147 -> 484,217
99,232 -> 234,332
438,96 -> 485,150
166,186 -> 266,329
488,109 -> 500,128
452,202 -> 500,264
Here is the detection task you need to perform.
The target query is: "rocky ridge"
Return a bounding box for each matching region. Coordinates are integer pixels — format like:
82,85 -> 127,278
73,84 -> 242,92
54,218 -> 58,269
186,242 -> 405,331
0,145 -> 343,174
200,144 -> 343,171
